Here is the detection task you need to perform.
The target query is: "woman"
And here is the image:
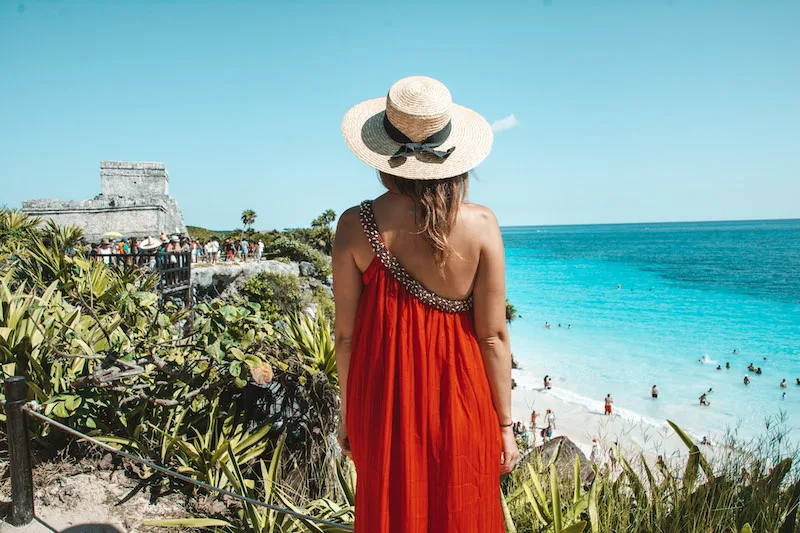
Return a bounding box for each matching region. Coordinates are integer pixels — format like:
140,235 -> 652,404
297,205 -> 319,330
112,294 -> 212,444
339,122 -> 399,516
334,76 -> 518,533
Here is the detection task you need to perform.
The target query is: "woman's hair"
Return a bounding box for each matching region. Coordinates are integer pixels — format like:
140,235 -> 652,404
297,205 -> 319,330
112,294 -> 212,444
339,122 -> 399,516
378,171 -> 468,275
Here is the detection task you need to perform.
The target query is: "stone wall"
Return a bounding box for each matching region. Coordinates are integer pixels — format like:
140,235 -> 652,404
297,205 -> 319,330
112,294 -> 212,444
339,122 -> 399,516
21,161 -> 187,244
100,161 -> 169,197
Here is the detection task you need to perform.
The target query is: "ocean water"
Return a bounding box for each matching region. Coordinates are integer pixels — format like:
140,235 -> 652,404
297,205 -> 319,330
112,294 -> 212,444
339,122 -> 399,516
503,218 -> 800,443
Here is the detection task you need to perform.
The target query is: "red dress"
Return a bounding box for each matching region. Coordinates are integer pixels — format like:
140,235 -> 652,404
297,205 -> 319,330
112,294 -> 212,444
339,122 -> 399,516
346,201 -> 503,533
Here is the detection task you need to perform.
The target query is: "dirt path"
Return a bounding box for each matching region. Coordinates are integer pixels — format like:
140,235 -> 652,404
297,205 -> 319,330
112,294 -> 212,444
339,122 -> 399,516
1,463 -> 191,533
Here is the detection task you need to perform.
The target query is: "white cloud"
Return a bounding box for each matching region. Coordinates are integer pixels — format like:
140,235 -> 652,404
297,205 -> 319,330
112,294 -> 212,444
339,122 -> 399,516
491,113 -> 520,133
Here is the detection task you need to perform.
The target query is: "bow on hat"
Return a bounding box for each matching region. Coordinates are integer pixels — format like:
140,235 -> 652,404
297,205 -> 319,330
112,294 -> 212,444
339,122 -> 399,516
384,114 -> 455,161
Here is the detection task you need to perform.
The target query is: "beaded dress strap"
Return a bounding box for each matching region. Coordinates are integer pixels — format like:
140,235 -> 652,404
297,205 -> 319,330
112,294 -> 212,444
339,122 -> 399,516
359,200 -> 473,313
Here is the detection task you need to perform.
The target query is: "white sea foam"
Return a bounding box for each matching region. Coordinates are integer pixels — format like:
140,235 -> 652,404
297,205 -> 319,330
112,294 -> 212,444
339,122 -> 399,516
698,353 -> 718,365
512,368 -> 706,442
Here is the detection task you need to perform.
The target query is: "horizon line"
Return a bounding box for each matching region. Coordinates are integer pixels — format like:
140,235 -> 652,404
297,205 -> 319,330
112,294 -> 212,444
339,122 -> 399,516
500,215 -> 800,230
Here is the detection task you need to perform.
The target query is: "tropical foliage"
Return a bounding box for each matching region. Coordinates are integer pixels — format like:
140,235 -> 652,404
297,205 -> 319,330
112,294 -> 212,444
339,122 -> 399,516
2,209 -> 798,533
241,209 -> 257,231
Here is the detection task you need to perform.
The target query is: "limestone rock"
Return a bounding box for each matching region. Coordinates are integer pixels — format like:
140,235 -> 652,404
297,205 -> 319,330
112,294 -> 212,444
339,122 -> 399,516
191,260 -> 300,299
22,161 -> 187,243
529,436 -> 596,486
299,261 -> 318,277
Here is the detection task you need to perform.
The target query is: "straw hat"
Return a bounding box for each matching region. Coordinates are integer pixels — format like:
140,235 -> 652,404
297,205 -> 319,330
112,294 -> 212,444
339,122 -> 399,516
138,237 -> 163,252
342,76 -> 493,180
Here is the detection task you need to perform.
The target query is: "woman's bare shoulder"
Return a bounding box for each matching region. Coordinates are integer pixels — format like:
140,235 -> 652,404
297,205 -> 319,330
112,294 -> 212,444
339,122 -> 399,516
461,202 -> 500,231
334,205 -> 363,245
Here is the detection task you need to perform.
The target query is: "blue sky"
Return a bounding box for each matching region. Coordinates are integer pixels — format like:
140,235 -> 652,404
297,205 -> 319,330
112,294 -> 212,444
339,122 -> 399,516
2,1 -> 799,230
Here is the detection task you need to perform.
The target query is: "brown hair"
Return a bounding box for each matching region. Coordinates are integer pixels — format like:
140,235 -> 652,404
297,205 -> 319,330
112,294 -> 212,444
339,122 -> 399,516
378,171 -> 468,275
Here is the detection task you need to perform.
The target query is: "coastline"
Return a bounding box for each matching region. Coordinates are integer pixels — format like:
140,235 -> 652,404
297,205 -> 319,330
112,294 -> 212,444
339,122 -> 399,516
511,372 -> 699,464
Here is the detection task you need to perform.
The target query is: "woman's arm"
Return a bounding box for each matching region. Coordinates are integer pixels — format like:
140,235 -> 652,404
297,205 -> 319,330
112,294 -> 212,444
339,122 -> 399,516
331,207 -> 363,458
472,207 -> 519,474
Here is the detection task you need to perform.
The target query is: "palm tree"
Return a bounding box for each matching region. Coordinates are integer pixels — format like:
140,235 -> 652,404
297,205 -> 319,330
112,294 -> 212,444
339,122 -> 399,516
241,209 -> 257,231
505,300 -> 518,323
311,209 -> 336,228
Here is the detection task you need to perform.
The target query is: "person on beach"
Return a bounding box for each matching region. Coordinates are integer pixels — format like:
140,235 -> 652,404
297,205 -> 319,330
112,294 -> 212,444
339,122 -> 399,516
590,439 -> 602,464
652,385 -> 658,399
545,409 -> 556,429
701,436 -> 711,445
699,393 -> 710,406
608,445 -> 618,472
333,76 -> 517,532
604,394 -> 614,415
543,375 -> 552,390
530,409 -> 538,430
744,375 -> 751,385
780,379 -> 788,388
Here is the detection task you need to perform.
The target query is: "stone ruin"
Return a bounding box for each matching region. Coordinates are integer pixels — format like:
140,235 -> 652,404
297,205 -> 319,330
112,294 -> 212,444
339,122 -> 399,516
22,161 -> 187,244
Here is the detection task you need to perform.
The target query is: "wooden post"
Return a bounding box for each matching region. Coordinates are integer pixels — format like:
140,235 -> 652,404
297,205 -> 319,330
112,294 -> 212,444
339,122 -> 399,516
4,376 -> 34,525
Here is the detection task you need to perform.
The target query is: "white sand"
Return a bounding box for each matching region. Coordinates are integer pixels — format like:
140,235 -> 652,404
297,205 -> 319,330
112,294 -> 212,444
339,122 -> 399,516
511,379 -> 701,465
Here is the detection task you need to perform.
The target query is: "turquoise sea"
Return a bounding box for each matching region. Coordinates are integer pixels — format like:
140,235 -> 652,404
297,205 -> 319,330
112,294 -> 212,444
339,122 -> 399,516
503,218 -> 800,443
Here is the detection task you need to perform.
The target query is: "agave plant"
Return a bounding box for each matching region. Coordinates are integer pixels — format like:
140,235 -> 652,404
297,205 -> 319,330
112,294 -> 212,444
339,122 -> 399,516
282,311 -> 337,389
0,208 -> 41,258
143,435 -> 355,533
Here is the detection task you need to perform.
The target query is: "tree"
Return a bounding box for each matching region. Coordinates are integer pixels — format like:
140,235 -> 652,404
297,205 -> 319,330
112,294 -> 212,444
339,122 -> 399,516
505,300 -> 518,323
241,209 -> 257,231
311,209 -> 336,228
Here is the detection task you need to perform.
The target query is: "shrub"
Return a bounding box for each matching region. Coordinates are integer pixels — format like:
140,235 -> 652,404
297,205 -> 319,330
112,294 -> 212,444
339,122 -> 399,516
311,285 -> 335,322
240,272 -> 303,321
263,236 -> 331,278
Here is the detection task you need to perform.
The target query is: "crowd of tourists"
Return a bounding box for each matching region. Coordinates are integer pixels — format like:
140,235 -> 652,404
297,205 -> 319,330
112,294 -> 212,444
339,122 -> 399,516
85,233 -> 267,265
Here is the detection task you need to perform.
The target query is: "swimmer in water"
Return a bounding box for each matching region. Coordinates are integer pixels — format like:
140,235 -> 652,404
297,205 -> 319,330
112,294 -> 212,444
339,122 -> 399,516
726,362 -> 730,369
652,385 -> 658,399
796,378 -> 800,386
780,379 -> 788,388
545,322 -> 550,329
748,363 -> 756,372
708,387 -> 713,394
744,375 -> 751,385
755,368 -> 762,375
699,393 -> 710,406
716,365 -> 721,371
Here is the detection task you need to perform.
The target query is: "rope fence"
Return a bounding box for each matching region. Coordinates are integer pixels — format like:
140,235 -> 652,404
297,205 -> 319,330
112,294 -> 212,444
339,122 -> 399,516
3,376 -> 354,530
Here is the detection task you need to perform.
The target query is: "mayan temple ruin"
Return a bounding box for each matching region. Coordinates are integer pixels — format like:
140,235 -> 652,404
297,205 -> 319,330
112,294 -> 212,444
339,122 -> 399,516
22,161 -> 187,243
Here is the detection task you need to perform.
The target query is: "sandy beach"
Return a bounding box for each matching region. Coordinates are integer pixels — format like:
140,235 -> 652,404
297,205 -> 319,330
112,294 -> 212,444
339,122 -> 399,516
511,371 -> 706,466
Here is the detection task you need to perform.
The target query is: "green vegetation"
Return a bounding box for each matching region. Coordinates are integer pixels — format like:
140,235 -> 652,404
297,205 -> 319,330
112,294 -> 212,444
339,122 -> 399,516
0,208 -> 345,529
241,209 -> 257,232
241,272 -> 304,321
186,225 -> 231,242
502,421 -> 799,533
2,207 -> 798,533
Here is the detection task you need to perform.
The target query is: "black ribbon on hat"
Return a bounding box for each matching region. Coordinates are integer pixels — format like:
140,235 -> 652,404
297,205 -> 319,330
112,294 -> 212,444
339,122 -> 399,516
383,114 -> 456,160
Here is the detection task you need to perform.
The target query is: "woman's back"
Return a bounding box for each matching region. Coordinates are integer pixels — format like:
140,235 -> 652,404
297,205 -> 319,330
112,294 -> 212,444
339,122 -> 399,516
348,193 -> 493,302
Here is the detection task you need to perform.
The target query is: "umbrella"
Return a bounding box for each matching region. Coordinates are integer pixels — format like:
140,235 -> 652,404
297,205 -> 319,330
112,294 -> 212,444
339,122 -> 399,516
103,232 -> 123,239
